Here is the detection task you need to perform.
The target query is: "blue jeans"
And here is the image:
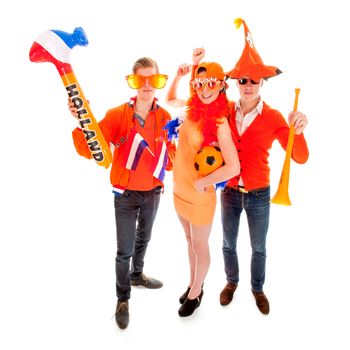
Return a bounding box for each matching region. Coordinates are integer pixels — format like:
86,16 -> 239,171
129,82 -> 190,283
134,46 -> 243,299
114,186 -> 162,301
220,186 -> 270,293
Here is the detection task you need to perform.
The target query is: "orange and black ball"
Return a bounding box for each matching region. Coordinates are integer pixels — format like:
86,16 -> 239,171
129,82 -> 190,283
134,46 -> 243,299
194,145 -> 224,176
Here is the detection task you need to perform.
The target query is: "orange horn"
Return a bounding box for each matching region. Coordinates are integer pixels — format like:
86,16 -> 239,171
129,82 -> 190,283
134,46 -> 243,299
271,88 -> 300,206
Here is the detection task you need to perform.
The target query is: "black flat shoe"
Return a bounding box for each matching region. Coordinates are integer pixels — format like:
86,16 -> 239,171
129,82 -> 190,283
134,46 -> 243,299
178,289 -> 204,317
179,287 -> 191,304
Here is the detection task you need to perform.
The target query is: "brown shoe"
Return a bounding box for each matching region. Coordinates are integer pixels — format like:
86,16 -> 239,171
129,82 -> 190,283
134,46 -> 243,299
220,282 -> 237,306
115,300 -> 129,329
252,291 -> 270,315
131,274 -> 163,289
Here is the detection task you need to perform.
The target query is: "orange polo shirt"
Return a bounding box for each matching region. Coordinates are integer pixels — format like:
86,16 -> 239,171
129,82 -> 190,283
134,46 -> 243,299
72,98 -> 175,191
128,113 -> 162,191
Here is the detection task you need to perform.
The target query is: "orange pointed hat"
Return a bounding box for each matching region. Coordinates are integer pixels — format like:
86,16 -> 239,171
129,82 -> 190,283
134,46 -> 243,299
225,18 -> 282,81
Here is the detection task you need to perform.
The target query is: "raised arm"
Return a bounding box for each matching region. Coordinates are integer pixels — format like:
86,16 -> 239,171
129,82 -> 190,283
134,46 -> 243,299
165,63 -> 191,108
166,47 -> 206,107
189,47 -> 205,96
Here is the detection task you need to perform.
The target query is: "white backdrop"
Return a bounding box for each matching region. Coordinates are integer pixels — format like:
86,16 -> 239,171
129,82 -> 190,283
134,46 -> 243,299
1,0 -> 349,349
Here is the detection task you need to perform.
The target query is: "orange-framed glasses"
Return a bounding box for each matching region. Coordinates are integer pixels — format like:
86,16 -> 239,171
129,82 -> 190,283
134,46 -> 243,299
191,77 -> 221,91
125,74 -> 168,89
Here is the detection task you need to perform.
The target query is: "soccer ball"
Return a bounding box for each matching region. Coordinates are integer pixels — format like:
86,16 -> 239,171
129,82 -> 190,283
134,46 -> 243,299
194,145 -> 224,176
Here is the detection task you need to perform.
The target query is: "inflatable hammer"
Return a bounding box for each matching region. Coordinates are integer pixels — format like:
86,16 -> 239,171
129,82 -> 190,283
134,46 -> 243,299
29,27 -> 112,168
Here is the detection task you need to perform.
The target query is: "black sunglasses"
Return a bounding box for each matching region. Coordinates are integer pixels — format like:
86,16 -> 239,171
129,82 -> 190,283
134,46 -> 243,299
238,78 -> 260,85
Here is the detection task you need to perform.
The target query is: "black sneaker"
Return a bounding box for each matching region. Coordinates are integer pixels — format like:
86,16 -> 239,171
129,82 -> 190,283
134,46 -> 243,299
131,274 -> 163,289
115,300 -> 129,329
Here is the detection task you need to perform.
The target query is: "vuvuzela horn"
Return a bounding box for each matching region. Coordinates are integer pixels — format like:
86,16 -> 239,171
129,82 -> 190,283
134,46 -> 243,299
271,88 -> 300,205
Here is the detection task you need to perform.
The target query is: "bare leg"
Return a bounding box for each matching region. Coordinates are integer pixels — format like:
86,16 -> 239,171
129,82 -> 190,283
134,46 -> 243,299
177,214 -> 195,288
187,222 -> 211,299
177,214 -> 212,300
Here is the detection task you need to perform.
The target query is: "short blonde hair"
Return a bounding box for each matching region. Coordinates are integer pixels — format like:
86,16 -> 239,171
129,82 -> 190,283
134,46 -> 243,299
132,57 -> 159,74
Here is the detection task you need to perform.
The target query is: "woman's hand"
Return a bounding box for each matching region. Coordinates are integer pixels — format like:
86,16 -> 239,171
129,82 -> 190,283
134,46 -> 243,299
194,178 -> 214,192
192,47 -> 205,66
176,63 -> 191,78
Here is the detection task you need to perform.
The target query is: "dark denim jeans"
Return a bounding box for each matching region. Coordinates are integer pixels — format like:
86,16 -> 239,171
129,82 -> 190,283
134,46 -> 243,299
114,186 -> 162,301
221,186 -> 270,293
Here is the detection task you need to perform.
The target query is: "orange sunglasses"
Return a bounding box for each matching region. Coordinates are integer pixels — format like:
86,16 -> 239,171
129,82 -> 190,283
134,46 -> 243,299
125,74 -> 168,89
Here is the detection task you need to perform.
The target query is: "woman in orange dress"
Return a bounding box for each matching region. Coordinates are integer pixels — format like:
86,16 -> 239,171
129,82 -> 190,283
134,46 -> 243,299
166,48 -> 240,317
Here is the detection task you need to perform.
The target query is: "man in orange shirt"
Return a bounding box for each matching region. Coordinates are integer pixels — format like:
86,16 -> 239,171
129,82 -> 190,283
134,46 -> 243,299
69,57 -> 175,329
219,19 -> 309,314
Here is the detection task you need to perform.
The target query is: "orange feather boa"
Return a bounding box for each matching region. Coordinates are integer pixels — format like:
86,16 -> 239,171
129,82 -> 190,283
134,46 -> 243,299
186,92 -> 229,147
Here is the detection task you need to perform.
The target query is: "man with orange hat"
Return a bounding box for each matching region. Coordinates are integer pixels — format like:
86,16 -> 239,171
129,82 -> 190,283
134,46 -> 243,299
219,18 -> 309,314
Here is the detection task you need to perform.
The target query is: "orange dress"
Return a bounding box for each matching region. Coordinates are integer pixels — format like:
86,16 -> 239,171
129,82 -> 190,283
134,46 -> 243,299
173,118 -> 216,225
